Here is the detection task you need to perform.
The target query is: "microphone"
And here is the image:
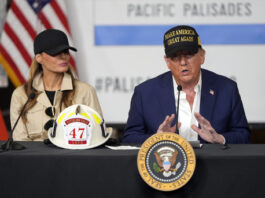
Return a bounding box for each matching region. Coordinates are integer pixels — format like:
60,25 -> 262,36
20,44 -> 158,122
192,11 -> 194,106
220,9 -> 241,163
176,85 -> 182,133
1,92 -> 35,151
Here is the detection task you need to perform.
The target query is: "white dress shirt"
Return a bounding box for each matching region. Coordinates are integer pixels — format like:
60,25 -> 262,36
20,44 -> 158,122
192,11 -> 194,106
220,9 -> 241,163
173,74 -> 202,141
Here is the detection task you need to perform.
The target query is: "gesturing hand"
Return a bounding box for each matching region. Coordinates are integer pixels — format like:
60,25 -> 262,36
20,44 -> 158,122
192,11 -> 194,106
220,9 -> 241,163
191,112 -> 225,144
156,114 -> 181,134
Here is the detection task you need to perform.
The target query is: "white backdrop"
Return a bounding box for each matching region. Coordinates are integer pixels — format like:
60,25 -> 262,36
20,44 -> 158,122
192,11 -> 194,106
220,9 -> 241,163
66,0 -> 265,123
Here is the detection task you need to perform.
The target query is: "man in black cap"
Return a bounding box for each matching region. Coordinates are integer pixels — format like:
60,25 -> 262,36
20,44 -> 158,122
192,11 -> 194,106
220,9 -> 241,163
123,25 -> 250,144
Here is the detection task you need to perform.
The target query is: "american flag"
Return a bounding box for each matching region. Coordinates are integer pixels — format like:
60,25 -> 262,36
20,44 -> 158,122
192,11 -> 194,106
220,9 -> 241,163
0,0 -> 76,87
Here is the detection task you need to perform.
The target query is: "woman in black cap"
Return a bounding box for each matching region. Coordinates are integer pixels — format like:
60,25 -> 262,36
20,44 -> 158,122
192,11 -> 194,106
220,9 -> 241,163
10,29 -> 103,141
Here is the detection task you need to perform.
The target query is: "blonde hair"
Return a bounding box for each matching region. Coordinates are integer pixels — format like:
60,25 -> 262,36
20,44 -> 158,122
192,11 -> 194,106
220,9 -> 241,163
21,57 -> 76,123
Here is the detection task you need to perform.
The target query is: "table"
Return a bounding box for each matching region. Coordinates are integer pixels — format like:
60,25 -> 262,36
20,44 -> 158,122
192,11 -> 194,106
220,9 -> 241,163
0,142 -> 265,198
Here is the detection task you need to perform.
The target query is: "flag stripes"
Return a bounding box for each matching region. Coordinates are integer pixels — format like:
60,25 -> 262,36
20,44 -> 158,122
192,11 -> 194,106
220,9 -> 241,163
0,0 -> 76,87
11,2 -> 37,40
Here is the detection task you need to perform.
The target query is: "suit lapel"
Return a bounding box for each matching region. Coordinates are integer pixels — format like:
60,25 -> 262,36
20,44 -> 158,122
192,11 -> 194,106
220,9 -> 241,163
158,72 -> 177,125
200,69 -> 216,123
156,70 -> 217,127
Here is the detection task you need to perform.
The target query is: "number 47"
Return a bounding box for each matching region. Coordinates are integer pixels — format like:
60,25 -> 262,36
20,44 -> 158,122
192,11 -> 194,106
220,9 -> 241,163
69,128 -> 85,139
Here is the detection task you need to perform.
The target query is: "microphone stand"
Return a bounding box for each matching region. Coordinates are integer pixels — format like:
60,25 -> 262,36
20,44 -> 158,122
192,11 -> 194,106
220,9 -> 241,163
176,85 -> 182,133
0,137 -> 25,151
1,92 -> 35,151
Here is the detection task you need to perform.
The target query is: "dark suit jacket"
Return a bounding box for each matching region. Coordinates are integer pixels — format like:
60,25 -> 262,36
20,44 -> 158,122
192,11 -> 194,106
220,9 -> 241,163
123,69 -> 250,144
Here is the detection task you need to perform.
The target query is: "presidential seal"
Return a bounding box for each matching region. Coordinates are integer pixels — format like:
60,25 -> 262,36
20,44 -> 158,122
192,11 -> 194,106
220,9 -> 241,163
137,132 -> 196,191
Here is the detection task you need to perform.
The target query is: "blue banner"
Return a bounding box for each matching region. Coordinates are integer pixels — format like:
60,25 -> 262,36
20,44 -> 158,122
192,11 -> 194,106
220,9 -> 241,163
95,24 -> 265,46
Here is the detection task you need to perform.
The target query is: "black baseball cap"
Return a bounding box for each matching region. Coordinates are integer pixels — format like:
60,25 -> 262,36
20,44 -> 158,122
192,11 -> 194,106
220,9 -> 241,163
34,29 -> 77,55
163,25 -> 201,58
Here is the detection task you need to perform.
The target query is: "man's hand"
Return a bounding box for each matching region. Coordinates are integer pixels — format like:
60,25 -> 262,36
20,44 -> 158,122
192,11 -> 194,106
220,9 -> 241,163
156,114 -> 181,134
192,112 -> 225,144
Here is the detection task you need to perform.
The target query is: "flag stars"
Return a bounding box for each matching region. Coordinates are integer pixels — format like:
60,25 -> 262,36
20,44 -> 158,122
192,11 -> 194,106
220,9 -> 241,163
33,2 -> 39,9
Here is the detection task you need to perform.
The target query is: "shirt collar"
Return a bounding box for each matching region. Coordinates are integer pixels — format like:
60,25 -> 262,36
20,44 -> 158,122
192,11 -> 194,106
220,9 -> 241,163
32,72 -> 73,91
194,73 -> 202,93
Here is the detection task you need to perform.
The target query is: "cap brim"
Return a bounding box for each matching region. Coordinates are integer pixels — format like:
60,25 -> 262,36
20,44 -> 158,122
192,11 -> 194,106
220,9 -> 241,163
45,44 -> 77,55
166,45 -> 199,58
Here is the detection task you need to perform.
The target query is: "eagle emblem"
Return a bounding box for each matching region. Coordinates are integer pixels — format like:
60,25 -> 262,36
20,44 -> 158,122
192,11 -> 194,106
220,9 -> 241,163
153,146 -> 181,177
